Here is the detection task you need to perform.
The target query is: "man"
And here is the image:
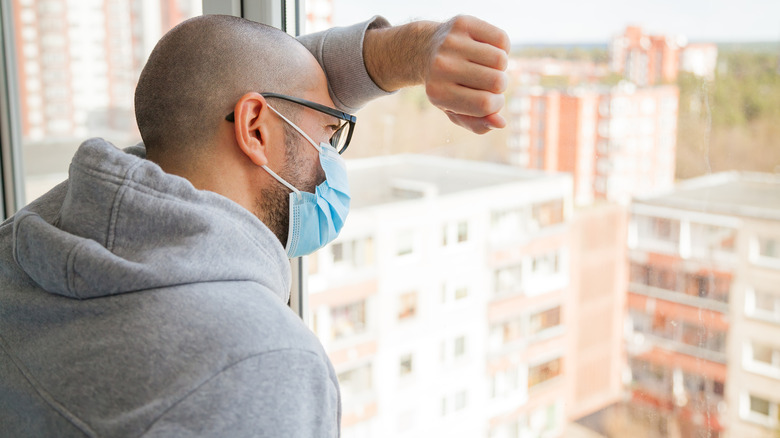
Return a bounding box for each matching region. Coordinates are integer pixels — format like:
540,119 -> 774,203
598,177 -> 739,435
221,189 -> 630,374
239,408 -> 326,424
0,13 -> 508,437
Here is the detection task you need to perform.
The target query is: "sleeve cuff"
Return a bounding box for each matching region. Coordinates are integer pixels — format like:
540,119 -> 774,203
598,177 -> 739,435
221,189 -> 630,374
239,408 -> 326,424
297,16 -> 394,113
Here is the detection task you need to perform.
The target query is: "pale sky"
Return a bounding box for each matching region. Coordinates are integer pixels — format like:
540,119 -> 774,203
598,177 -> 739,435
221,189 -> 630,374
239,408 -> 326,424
331,0 -> 780,44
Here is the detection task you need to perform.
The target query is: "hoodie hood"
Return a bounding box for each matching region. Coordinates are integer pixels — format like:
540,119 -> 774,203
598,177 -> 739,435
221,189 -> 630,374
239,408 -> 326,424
12,138 -> 291,301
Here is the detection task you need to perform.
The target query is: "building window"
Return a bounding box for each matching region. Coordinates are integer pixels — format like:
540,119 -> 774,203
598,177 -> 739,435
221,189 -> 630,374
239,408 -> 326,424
398,291 -> 417,321
500,318 -> 524,345
457,221 -> 468,243
746,289 -> 780,322
745,341 -> 780,377
531,199 -> 564,228
684,271 -> 730,303
529,306 -> 561,336
454,335 -> 466,358
331,237 -> 375,268
531,251 -> 561,276
442,220 -> 469,246
454,390 -> 468,411
754,236 -> 780,269
399,353 -> 413,377
495,264 -> 523,295
491,207 -> 530,239
758,237 -> 779,259
750,395 -> 771,416
331,300 -> 366,340
338,364 -> 372,400
490,365 -> 522,399
396,230 -> 415,256
528,357 -> 562,390
689,223 -> 736,255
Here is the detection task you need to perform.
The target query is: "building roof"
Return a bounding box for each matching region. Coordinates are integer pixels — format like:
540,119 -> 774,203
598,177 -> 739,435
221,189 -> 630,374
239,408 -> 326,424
345,154 -> 565,209
634,172 -> 780,221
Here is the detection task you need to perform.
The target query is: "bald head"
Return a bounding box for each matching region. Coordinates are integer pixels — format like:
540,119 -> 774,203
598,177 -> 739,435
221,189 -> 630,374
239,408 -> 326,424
134,15 -> 315,159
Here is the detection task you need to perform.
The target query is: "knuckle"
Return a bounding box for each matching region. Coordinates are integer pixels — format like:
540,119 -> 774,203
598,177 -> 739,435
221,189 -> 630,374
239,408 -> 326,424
496,51 -> 509,71
476,95 -> 495,116
490,72 -> 508,94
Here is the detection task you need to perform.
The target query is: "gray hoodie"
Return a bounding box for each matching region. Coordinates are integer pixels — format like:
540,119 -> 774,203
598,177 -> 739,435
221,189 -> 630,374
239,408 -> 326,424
0,17 -> 391,438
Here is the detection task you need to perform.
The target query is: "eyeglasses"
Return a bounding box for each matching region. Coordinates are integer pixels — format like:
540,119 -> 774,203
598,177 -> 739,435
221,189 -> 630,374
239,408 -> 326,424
225,92 -> 356,155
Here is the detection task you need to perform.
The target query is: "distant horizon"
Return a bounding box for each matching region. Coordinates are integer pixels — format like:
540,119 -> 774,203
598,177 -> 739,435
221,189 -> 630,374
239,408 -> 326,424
332,0 -> 780,45
510,40 -> 780,49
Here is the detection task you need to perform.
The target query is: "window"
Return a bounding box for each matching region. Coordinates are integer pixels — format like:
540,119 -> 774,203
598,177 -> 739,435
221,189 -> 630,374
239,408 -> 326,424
442,220 -> 469,246
531,250 -> 561,276
758,237 -> 779,259
338,364 -> 373,400
689,223 -> 736,255
528,357 -> 562,390
490,364 -> 522,399
745,341 -> 780,377
750,395 -> 771,416
399,353 -> 413,377
331,237 -> 375,269
529,306 -> 561,336
495,264 -> 523,295
331,300 -> 366,340
491,207 -> 530,239
396,230 -> 415,257
454,335 -> 466,358
500,318 -> 524,345
454,390 -> 468,411
531,199 -> 565,228
398,291 -> 417,321
746,289 -> 780,322
4,2 -> 769,438
457,221 -> 468,243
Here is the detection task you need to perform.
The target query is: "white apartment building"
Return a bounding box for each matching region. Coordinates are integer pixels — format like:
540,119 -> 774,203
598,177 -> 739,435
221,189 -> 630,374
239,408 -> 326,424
307,155 -> 574,438
627,172 -> 780,437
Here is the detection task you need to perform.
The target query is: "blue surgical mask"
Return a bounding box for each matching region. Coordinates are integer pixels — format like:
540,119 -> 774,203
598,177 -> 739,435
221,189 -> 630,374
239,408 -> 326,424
263,105 -> 351,258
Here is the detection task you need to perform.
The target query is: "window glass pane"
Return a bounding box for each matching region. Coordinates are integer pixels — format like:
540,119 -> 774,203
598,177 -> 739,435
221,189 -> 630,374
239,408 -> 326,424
302,1 -> 780,437
14,0 -> 202,203
749,395 -> 770,417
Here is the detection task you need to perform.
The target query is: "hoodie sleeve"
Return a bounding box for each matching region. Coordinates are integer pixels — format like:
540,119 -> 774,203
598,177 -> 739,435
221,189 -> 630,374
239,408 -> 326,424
141,349 -> 341,437
297,16 -> 394,113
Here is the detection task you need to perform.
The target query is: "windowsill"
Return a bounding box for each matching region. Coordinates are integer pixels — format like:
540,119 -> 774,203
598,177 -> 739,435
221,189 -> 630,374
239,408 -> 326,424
743,361 -> 780,380
751,256 -> 780,271
745,311 -> 780,326
740,412 -> 777,429
641,333 -> 728,364
528,375 -> 564,394
629,282 -> 729,313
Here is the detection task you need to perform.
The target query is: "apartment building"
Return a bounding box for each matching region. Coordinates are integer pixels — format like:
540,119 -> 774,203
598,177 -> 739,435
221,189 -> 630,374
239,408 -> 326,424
507,83 -> 678,205
625,172 -> 780,437
12,0 -> 200,142
609,26 -> 683,86
610,26 -> 719,85
307,155 -> 574,438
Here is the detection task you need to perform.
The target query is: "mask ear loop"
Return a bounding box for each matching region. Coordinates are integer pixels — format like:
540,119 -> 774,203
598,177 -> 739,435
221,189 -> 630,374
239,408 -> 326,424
267,104 -> 322,153
261,164 -> 302,200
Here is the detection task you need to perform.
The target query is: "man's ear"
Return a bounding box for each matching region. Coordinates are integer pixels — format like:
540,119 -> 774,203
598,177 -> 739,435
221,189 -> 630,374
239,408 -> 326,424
233,92 -> 272,167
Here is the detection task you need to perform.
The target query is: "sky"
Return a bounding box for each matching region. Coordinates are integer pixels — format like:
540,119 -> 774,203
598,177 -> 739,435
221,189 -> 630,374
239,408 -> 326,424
330,0 -> 780,44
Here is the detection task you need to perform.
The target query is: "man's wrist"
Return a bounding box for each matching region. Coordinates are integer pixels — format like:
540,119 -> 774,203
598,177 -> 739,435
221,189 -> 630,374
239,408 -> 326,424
364,20 -> 439,92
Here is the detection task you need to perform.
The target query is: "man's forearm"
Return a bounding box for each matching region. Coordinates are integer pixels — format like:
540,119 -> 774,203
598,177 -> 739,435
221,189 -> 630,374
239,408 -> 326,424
363,21 -> 439,92
363,16 -> 511,134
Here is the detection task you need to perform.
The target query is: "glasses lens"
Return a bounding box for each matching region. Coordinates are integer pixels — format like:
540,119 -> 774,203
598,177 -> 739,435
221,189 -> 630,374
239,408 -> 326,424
330,122 -> 350,153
